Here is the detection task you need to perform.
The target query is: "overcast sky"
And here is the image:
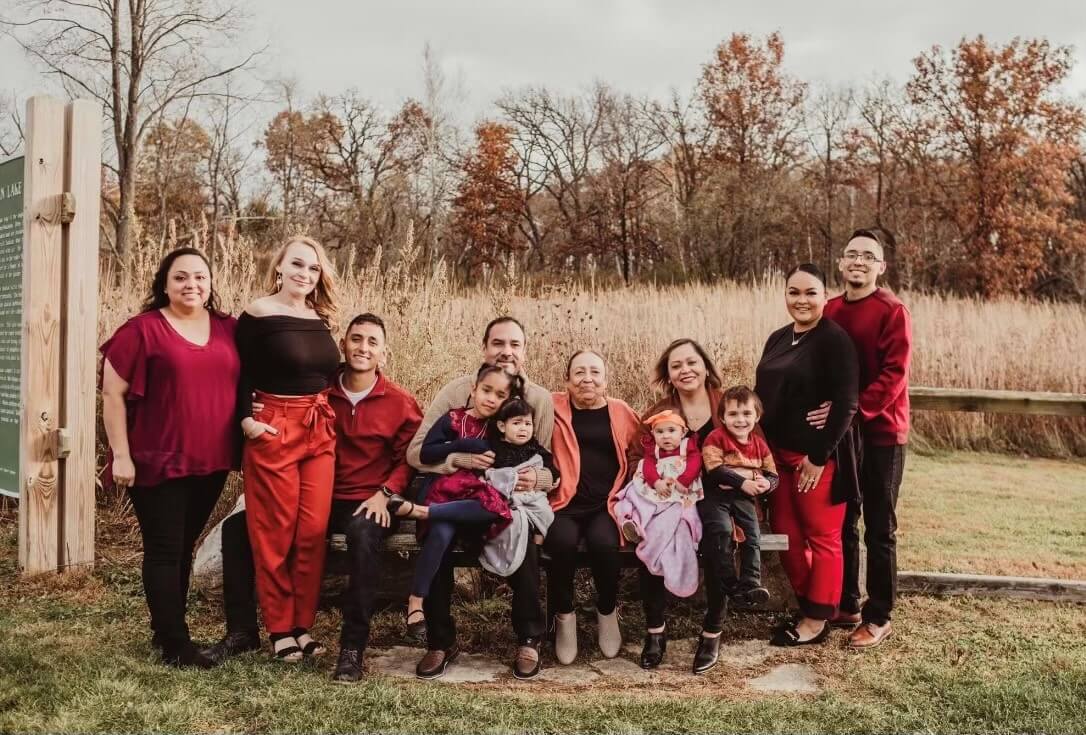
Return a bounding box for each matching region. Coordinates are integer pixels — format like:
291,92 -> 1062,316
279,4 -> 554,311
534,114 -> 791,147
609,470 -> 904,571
3,0 -> 1085,126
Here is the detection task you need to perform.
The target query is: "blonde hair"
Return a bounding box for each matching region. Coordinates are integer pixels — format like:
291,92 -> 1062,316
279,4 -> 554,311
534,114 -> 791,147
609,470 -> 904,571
267,235 -> 340,326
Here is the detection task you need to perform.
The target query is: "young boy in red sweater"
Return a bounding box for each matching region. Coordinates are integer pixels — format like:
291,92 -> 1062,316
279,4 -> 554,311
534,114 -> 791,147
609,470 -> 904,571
817,227 -> 912,649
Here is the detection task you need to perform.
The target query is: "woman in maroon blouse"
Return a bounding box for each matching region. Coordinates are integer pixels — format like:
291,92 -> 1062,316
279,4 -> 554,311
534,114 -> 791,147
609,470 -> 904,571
101,247 -> 240,669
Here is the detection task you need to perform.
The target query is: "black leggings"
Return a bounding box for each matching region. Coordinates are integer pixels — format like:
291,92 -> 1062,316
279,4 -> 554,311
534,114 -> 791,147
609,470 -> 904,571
544,507 -> 621,618
127,472 -> 227,647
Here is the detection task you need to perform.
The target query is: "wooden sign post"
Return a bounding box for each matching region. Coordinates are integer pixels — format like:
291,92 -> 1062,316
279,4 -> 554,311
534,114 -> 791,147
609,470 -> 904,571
12,96 -> 101,575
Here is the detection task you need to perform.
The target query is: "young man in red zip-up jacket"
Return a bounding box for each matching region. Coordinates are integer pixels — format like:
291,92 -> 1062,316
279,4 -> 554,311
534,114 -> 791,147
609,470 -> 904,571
815,228 -> 912,649
326,313 -> 423,681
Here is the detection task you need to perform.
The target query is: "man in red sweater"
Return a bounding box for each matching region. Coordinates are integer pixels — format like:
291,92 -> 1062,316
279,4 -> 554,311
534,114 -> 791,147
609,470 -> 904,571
326,313 -> 423,681
815,228 -> 912,649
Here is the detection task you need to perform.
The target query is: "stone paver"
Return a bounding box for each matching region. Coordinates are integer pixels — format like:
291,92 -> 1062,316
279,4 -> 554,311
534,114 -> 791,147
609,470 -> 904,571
538,665 -> 601,685
588,657 -> 653,679
368,646 -> 505,683
366,643 -> 808,692
746,663 -> 820,694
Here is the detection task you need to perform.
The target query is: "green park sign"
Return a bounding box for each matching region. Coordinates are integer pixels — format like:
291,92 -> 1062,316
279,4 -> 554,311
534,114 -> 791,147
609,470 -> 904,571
0,155 -> 22,499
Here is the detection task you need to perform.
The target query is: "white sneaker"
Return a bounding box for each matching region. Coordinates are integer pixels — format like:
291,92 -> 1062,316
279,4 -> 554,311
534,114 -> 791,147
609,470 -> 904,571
554,613 -> 577,665
597,609 -> 622,658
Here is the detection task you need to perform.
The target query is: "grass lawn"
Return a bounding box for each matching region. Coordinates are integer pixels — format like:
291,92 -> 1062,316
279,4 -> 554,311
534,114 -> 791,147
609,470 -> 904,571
898,450 -> 1086,578
1,450 -> 1085,734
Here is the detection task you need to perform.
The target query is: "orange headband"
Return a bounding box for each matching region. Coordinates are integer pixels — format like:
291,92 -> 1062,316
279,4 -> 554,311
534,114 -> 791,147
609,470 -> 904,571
645,409 -> 686,431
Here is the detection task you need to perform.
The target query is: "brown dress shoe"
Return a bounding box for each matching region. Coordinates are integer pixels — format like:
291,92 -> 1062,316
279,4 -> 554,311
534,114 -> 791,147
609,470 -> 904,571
513,638 -> 542,680
849,622 -> 892,648
416,645 -> 459,680
831,611 -> 862,629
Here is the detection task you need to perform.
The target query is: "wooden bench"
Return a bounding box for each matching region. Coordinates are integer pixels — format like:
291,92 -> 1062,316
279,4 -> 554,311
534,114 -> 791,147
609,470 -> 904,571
331,519 -> 789,567
384,524 -> 788,567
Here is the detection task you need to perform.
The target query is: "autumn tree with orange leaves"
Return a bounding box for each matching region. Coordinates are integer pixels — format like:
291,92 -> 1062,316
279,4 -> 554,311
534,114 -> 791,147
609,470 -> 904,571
906,36 -> 1086,295
449,122 -> 524,279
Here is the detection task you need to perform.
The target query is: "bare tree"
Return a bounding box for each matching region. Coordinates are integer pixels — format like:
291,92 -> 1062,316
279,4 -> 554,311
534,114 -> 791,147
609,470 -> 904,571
804,84 -> 855,271
498,85 -> 607,270
1,0 -> 261,262
0,92 -> 24,156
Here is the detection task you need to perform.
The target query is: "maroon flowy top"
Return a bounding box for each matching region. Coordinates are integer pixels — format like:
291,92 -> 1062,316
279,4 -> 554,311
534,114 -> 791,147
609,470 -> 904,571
100,309 -> 242,488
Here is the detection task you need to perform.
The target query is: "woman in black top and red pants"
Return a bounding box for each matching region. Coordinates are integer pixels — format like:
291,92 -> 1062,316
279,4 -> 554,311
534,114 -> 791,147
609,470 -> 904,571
755,263 -> 859,647
237,235 -> 341,662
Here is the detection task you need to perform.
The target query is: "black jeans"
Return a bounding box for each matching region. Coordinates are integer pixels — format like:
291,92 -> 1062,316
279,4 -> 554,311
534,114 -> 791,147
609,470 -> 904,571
698,487 -> 762,633
127,472 -> 227,648
423,523 -> 545,650
841,443 -> 906,625
544,507 -> 622,618
221,510 -> 258,635
328,499 -> 398,649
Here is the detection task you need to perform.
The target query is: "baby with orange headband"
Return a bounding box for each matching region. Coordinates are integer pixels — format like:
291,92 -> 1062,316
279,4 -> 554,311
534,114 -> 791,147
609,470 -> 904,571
613,409 -> 704,598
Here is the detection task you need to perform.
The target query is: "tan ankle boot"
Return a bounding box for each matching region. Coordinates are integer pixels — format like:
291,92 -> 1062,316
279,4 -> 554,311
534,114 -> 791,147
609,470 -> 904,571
555,613 -> 577,665
597,609 -> 622,658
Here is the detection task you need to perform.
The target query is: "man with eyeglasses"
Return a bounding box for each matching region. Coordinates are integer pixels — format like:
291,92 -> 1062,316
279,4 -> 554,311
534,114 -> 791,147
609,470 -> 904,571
809,227 -> 912,649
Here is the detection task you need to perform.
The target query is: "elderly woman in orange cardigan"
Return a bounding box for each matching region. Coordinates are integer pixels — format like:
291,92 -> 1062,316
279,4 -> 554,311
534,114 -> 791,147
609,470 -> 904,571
545,350 -> 640,666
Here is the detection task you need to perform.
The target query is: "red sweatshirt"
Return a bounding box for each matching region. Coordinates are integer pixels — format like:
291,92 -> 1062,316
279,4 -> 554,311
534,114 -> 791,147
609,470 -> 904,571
640,432 -> 702,489
824,288 -> 912,445
328,369 -> 423,501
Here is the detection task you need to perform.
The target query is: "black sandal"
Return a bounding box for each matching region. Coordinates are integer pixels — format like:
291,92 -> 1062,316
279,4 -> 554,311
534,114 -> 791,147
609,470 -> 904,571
387,496 -> 415,517
769,620 -> 831,647
293,629 -> 326,657
273,640 -> 303,662
406,609 -> 427,642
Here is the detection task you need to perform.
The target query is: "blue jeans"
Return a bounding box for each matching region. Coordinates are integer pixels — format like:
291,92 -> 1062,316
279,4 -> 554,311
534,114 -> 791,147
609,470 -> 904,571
411,500 -> 498,598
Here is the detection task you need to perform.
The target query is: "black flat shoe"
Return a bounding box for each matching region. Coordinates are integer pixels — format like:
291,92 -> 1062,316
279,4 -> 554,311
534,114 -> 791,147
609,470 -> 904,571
332,646 -> 364,684
640,630 -> 667,669
693,634 -> 721,675
205,629 -> 261,664
769,620 -> 831,647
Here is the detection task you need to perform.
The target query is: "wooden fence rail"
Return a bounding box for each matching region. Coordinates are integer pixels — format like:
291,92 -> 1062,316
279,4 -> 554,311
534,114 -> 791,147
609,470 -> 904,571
909,387 -> 1086,417
896,386 -> 1086,602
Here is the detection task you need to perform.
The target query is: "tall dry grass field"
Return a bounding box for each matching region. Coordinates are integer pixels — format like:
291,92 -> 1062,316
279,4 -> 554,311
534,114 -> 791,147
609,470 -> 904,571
102,234 -> 1086,457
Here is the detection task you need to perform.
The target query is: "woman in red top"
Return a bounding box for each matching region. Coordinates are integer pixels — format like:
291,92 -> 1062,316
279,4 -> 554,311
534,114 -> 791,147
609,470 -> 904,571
101,248 -> 240,669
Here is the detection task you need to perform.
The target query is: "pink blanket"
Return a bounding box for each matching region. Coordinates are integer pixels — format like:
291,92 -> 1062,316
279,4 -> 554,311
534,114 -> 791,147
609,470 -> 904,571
614,453 -> 703,597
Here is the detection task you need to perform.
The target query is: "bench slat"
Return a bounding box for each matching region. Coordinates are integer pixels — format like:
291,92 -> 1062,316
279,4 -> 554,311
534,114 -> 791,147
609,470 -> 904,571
383,532 -> 788,554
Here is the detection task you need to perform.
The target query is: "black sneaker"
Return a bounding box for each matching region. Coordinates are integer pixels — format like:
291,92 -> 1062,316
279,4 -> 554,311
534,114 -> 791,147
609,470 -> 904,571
332,646 -> 364,684
205,629 -> 262,664
732,585 -> 771,609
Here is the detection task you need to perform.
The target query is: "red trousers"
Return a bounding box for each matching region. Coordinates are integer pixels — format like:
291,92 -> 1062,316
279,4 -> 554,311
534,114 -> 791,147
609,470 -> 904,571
243,391 -> 336,634
769,448 -> 845,621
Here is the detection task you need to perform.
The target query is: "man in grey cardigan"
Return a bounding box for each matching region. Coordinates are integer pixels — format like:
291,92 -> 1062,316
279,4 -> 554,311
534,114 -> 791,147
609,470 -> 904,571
408,316 -> 556,681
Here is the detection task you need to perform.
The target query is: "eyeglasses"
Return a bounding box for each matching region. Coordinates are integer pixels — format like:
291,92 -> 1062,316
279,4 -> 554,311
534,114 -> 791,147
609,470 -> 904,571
842,251 -> 882,263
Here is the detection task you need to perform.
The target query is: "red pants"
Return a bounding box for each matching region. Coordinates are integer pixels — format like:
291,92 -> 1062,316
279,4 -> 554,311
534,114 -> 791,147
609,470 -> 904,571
769,448 -> 846,621
243,391 -> 336,634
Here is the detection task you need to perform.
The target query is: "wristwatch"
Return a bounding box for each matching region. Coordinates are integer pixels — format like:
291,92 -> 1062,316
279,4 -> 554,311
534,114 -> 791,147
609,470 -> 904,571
380,485 -> 397,499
